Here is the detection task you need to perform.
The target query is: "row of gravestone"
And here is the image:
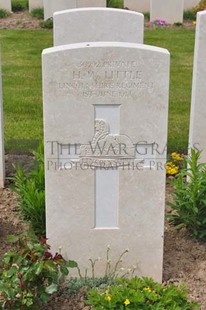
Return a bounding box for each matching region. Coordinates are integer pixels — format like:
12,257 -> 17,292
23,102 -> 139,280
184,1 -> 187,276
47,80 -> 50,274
0,0 -> 200,23
0,7 -> 206,282
43,0 -> 197,23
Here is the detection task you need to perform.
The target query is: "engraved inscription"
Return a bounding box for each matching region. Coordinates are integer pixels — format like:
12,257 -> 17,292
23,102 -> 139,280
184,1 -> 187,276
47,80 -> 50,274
80,119 -> 135,167
57,59 -> 154,98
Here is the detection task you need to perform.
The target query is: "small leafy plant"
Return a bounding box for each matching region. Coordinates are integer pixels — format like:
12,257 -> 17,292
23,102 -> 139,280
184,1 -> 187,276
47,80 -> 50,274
0,9 -> 10,18
12,0 -> 28,12
0,234 -> 78,309
174,22 -> 183,27
107,0 -> 123,8
65,277 -> 116,296
144,12 -> 150,21
183,9 -> 196,21
11,143 -> 45,237
77,245 -> 136,280
30,7 -> 44,19
86,276 -> 199,309
168,149 -> 206,240
64,246 -> 136,297
40,18 -> 53,29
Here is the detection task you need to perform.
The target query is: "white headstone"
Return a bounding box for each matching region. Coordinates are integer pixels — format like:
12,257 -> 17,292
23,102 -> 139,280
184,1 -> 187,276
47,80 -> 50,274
189,11 -> 206,162
0,55 -> 5,188
124,0 -> 199,11
184,0 -> 199,10
0,0 -> 11,11
43,0 -> 76,20
43,41 -> 170,282
77,0 -> 106,7
29,0 -> 43,12
54,8 -> 144,46
124,0 -> 150,12
150,0 -> 184,24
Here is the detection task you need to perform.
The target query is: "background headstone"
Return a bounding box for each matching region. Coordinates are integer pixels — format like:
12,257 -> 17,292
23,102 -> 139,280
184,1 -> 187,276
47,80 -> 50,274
43,41 -> 170,282
150,0 -> 184,24
54,8 -> 144,46
124,0 -> 198,11
43,0 -> 76,20
77,0 -> 106,7
29,0 -> 43,12
0,54 -> 5,188
189,11 -> 206,162
184,0 -> 199,10
0,0 -> 11,11
124,0 -> 150,13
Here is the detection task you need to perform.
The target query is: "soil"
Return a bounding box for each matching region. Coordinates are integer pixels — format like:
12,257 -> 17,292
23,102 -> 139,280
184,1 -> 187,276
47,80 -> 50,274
0,11 -> 42,29
0,11 -> 202,310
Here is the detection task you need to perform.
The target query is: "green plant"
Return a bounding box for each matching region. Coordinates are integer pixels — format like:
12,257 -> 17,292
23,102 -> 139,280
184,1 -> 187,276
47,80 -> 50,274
30,7 -> 44,19
11,143 -> 45,237
65,277 -> 116,296
12,0 -> 28,12
183,10 -> 196,20
143,11 -> 150,21
193,0 -> 206,13
174,22 -> 183,27
77,246 -> 136,280
168,149 -> 206,240
107,0 -> 123,8
0,9 -> 9,18
40,18 -> 53,29
86,276 -> 199,309
0,234 -> 77,309
62,246 -> 136,297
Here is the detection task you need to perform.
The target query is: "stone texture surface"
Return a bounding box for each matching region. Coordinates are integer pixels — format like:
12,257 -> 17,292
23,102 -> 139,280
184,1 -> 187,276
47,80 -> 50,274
124,0 -> 150,12
124,0 -> 198,11
0,56 -> 5,188
77,0 -> 106,7
0,0 -> 11,11
189,11 -> 206,162
29,0 -> 43,12
54,8 -> 144,46
184,0 -> 199,9
44,0 -> 106,20
43,0 -> 76,20
43,42 -> 170,282
150,0 -> 184,24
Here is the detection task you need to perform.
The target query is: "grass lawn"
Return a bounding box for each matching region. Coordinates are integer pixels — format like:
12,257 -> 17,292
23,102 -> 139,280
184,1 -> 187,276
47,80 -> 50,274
145,29 -> 195,153
0,29 -> 52,152
0,27 -> 195,154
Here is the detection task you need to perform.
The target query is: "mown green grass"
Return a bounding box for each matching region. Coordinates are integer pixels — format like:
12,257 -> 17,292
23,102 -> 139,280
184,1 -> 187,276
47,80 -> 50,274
1,28 -> 195,153
144,29 -> 195,153
0,30 -> 52,151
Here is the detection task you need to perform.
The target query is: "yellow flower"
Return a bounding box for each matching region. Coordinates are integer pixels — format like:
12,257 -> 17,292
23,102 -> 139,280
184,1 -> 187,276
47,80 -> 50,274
166,161 -> 179,175
105,295 -> 111,302
171,152 -> 184,161
124,298 -> 131,306
193,21 -> 196,25
143,287 -> 152,292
